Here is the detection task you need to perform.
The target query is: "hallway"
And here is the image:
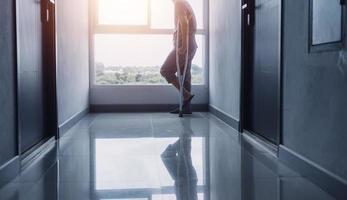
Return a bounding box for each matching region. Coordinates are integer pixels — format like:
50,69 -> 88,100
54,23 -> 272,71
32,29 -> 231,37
0,113 -> 334,200
1,0 -> 347,199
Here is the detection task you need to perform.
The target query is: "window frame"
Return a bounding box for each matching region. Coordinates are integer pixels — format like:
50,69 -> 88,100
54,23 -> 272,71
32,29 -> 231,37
308,0 -> 346,53
90,0 -> 209,86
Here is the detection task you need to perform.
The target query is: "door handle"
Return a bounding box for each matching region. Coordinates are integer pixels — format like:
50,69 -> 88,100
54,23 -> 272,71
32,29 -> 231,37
46,8 -> 49,22
40,1 -> 50,23
247,14 -> 251,26
242,3 -> 251,26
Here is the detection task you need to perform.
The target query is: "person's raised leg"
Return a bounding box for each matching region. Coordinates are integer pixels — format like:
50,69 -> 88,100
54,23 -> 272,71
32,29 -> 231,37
170,78 -> 193,101
161,50 -> 194,114
160,49 -> 193,101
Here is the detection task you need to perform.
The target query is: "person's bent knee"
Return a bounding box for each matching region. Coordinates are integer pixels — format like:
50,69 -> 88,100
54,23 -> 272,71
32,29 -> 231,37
160,68 -> 167,77
160,69 -> 176,83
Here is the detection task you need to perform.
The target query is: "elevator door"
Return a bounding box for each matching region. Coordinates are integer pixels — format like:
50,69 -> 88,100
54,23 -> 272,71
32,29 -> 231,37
243,0 -> 281,144
17,0 -> 57,153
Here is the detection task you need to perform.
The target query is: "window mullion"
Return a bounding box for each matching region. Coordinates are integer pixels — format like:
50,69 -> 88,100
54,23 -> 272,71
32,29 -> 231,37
148,0 -> 151,28
94,26 -> 205,35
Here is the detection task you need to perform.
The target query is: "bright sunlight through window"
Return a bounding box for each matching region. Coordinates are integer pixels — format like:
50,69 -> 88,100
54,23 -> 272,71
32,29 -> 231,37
93,0 -> 206,85
98,0 -> 149,25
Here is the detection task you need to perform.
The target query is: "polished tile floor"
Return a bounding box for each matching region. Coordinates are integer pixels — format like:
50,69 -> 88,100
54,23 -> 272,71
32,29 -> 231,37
0,113 -> 336,200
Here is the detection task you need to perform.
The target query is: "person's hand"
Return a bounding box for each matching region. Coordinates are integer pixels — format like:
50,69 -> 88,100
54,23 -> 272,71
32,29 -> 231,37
178,45 -> 187,55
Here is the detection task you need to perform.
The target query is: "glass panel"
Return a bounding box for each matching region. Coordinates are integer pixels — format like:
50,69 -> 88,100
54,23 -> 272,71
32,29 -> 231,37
150,0 -> 174,29
188,0 -> 204,29
151,0 -> 204,29
312,0 -> 342,45
98,0 -> 149,25
94,34 -> 204,85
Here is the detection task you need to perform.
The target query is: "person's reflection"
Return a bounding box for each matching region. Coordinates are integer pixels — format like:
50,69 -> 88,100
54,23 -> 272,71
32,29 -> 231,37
161,119 -> 198,200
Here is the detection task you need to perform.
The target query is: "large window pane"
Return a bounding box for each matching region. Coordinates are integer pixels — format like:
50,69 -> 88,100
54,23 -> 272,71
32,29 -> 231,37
151,0 -> 204,29
188,0 -> 204,29
98,0 -> 149,25
150,0 -> 174,29
94,34 -> 204,85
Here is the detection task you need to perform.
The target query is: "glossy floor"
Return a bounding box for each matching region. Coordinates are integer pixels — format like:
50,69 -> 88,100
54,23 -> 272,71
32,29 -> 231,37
0,113 -> 336,200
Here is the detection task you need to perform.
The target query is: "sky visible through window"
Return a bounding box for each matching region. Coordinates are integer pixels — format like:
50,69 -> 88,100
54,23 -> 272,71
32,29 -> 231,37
95,34 -> 203,68
98,0 -> 149,25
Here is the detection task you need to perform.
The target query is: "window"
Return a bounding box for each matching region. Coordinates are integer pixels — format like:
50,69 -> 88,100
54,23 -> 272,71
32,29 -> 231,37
92,0 -> 207,85
98,0 -> 149,25
94,34 -> 204,85
149,0 -> 204,29
312,0 -> 342,45
309,0 -> 345,52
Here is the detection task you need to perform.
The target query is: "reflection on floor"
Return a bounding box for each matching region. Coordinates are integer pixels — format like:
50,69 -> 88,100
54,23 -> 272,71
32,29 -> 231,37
0,113 -> 336,200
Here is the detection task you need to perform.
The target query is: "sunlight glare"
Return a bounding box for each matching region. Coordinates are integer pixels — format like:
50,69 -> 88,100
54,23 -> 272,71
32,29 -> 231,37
98,0 -> 149,25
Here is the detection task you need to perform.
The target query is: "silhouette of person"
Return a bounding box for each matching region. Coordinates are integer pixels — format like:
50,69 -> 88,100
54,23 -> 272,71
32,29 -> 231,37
161,119 -> 198,200
160,0 -> 198,114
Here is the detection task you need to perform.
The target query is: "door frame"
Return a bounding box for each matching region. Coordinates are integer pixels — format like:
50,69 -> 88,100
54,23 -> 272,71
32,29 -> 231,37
239,0 -> 283,146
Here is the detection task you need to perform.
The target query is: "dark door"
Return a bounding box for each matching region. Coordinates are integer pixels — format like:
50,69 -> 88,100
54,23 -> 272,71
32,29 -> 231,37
242,0 -> 281,144
17,0 -> 57,153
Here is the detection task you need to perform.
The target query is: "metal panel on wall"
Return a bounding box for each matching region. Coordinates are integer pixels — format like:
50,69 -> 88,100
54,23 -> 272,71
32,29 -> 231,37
244,0 -> 281,144
17,0 -> 45,153
0,0 -> 18,166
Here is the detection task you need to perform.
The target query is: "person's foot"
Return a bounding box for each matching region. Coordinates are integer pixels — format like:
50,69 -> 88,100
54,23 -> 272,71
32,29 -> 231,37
169,107 -> 192,114
169,94 -> 194,114
183,94 -> 195,106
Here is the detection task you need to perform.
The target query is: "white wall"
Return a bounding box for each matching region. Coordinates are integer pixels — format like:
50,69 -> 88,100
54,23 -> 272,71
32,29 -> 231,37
209,0 -> 241,120
90,85 -> 208,105
56,0 -> 90,125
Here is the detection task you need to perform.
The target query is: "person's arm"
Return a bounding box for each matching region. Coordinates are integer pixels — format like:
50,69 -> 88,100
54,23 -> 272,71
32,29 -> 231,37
175,2 -> 189,55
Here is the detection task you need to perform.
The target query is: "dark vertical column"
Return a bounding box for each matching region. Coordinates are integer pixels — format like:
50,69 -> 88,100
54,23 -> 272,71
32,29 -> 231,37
0,0 -> 18,165
42,0 -> 58,138
17,0 -> 58,153
17,0 -> 45,153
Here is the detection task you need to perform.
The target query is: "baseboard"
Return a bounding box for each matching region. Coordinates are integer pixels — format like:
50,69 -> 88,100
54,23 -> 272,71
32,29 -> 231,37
90,104 -> 209,113
0,139 -> 57,189
279,145 -> 347,199
21,137 -> 56,170
20,141 -> 57,182
58,107 -> 89,138
208,105 -> 240,131
0,156 -> 20,188
243,132 -> 278,157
